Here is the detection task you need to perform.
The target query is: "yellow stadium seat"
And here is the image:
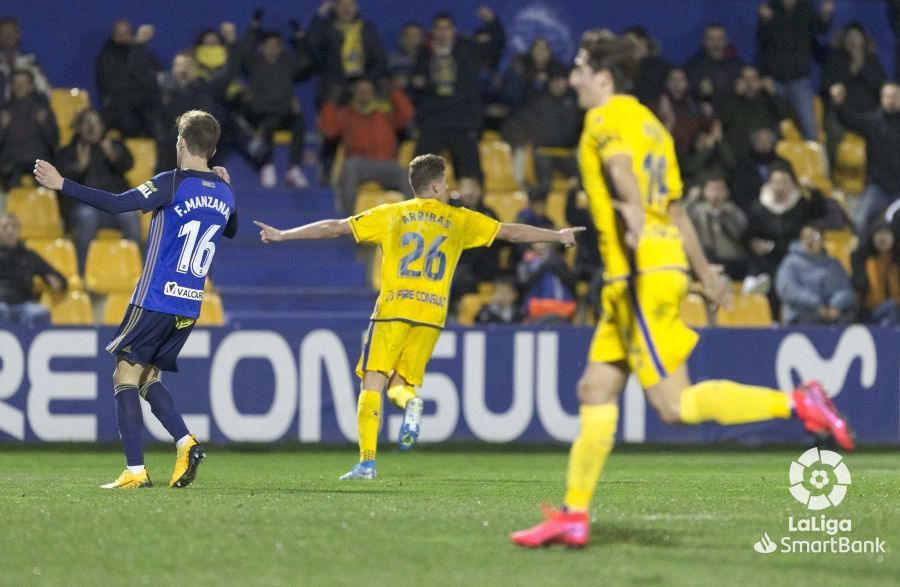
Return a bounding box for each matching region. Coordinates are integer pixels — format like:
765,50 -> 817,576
483,191 -> 528,223
775,139 -> 831,192
273,130 -> 292,146
779,118 -> 802,141
41,290 -> 94,325
102,292 -> 132,325
198,291 -> 225,326
124,138 -> 157,188
813,96 -> 824,142
50,88 -> 91,147
833,132 -> 865,194
479,140 -> 518,192
84,239 -> 142,294
95,228 -> 123,240
354,190 -> 405,215
6,186 -> 63,238
681,293 -> 710,328
397,140 -> 416,168
25,238 -> 78,280
545,190 -> 568,228
477,281 -> 494,297
823,229 -> 856,274
715,293 -> 773,327
457,293 -> 485,326
480,130 -> 502,142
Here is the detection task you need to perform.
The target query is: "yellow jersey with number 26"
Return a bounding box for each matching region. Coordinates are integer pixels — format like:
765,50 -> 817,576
578,94 -> 689,280
349,198 -> 501,328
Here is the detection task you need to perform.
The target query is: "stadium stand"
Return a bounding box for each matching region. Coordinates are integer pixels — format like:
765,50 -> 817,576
84,238 -> 142,294
6,187 -> 63,239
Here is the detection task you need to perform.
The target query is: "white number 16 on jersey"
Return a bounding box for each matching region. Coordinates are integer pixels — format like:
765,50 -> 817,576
176,220 -> 221,278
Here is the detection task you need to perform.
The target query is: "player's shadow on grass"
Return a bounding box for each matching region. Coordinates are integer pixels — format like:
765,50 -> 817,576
591,523 -> 678,547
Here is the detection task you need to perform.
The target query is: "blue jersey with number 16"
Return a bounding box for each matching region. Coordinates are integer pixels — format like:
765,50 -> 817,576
130,169 -> 236,318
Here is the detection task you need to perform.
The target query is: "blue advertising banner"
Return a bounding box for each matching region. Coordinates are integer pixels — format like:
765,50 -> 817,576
0,324 -> 896,445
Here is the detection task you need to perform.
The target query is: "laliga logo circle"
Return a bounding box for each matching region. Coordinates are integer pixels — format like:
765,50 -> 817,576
789,447 -> 851,510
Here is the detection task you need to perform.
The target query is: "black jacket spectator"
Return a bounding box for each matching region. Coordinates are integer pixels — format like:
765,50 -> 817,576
624,27 -> 672,106
757,0 -> 832,83
0,214 -> 66,307
685,24 -> 743,110
0,69 -> 57,189
821,27 -> 885,115
835,86 -> 900,195
730,127 -> 791,214
502,38 -> 567,112
95,21 -> 163,138
307,1 -> 387,104
719,66 -> 788,156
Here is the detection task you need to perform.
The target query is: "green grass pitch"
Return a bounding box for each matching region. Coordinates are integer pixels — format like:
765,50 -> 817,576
1,447 -> 897,586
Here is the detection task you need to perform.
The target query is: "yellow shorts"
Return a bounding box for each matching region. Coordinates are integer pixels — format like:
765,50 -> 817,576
356,320 -> 442,386
589,270 -> 699,388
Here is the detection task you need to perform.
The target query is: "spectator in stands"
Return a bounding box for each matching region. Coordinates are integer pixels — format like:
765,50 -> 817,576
318,77 -> 415,214
503,38 -> 567,112
830,82 -> 900,234
744,161 -> 825,300
56,108 -> 139,270
0,17 -> 50,102
0,212 -> 65,327
757,0 -> 833,141
0,69 -> 58,189
95,20 -> 163,138
517,240 -> 576,324
680,119 -> 736,191
234,12 -> 315,188
685,23 -> 743,111
656,68 -> 712,159
821,22 -> 885,166
730,127 -> 790,214
194,26 -> 234,80
687,175 -> 748,280
410,8 -> 505,183
387,22 -> 424,90
525,71 -> 581,192
853,220 -> 899,325
307,0 -> 387,105
719,65 -> 788,157
623,26 -> 672,106
516,188 -> 554,229
776,224 -> 856,325
450,177 -> 501,306
475,274 -> 523,324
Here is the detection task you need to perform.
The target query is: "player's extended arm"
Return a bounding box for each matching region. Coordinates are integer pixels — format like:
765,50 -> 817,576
254,218 -> 352,243
34,159 -> 141,214
497,224 -> 585,247
605,154 -> 645,249
669,200 -> 729,307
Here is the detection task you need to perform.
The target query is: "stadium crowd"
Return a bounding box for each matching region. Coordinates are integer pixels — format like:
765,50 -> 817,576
0,0 -> 899,328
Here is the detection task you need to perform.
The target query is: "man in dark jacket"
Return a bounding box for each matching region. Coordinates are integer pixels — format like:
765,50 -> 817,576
719,65 -> 788,157
0,69 -> 57,189
0,17 -> 51,102
527,72 -> 581,192
776,224 -> 856,324
307,0 -> 387,105
234,12 -> 315,188
757,0 -> 833,141
55,108 -> 138,270
411,8 -> 505,181
685,23 -> 744,111
95,20 -> 163,138
0,213 -> 66,326
730,127 -> 791,213
831,81 -> 900,234
623,26 -> 672,106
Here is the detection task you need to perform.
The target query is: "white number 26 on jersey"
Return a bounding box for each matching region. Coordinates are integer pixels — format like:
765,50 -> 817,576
176,220 -> 220,278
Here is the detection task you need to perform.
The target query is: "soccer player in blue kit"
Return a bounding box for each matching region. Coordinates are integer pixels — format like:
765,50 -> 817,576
34,110 -> 237,489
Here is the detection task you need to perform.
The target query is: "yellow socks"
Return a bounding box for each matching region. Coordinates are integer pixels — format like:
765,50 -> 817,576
680,380 -> 791,425
386,384 -> 416,410
564,404 -> 618,511
357,390 -> 381,462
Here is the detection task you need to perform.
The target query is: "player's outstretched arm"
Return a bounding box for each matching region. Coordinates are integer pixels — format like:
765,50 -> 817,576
34,159 -> 142,214
497,223 -> 585,247
254,218 -> 352,243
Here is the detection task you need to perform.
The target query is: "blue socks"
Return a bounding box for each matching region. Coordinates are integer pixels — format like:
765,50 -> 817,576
114,384 -> 144,467
140,380 -> 189,441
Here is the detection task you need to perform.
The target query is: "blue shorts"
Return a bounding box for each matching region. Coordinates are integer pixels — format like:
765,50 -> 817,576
106,305 -> 196,372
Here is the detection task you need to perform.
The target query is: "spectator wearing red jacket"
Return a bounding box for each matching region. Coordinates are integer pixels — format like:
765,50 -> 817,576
319,78 -> 414,214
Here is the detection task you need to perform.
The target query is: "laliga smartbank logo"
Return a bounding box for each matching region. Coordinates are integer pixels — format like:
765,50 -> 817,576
753,448 -> 886,556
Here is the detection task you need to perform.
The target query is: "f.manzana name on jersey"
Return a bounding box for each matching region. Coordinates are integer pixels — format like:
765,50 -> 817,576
173,195 -> 232,221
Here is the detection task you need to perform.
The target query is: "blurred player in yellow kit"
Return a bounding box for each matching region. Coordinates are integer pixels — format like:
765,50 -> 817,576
511,31 -> 854,548
255,154 -> 584,479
